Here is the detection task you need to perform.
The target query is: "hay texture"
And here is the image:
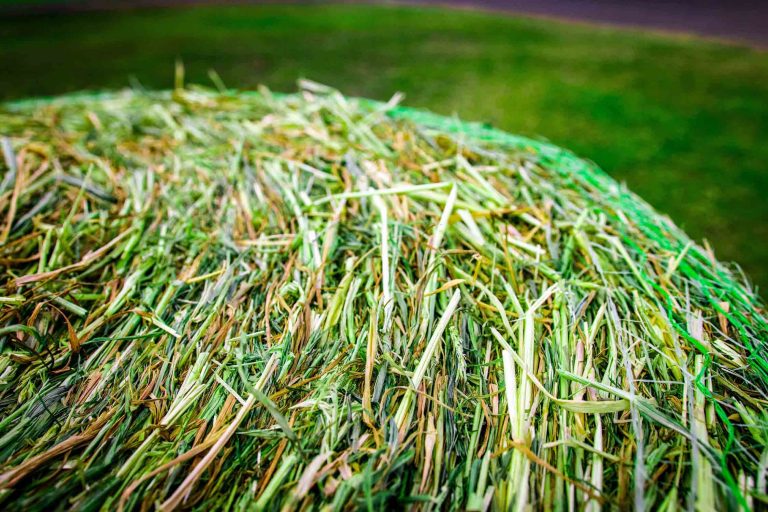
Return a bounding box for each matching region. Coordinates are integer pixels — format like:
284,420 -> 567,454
0,83 -> 766,511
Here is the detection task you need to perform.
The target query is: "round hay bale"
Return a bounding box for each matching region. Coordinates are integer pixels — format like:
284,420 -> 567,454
0,84 -> 765,511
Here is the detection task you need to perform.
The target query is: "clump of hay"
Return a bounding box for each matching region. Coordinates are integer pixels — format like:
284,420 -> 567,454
0,82 -> 766,511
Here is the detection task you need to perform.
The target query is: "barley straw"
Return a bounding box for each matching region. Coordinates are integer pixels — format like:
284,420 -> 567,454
0,80 -> 766,511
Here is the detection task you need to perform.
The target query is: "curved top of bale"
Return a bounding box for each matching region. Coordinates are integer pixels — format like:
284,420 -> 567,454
0,83 -> 766,511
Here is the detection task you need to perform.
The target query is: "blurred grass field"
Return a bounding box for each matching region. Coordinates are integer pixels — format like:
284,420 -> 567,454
1,3 -> 767,291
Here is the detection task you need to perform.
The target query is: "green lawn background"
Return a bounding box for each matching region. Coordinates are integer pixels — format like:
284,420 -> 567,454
1,4 -> 767,291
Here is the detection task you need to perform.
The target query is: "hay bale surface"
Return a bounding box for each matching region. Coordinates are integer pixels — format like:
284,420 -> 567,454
0,84 -> 766,511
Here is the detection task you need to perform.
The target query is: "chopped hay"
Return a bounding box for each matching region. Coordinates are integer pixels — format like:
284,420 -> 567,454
0,82 -> 766,510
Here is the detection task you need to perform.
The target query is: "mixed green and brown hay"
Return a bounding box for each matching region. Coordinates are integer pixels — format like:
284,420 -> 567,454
0,81 -> 766,511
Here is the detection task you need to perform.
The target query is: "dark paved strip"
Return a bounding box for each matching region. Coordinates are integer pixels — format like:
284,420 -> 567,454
403,0 -> 768,46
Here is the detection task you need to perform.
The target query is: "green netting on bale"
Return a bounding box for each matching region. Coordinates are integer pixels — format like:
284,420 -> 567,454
0,84 -> 766,511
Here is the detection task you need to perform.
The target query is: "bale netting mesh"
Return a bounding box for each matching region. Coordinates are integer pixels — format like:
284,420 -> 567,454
0,83 -> 766,511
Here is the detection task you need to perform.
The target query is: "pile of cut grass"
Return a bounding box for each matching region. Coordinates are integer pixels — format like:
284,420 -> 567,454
0,82 -> 766,511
